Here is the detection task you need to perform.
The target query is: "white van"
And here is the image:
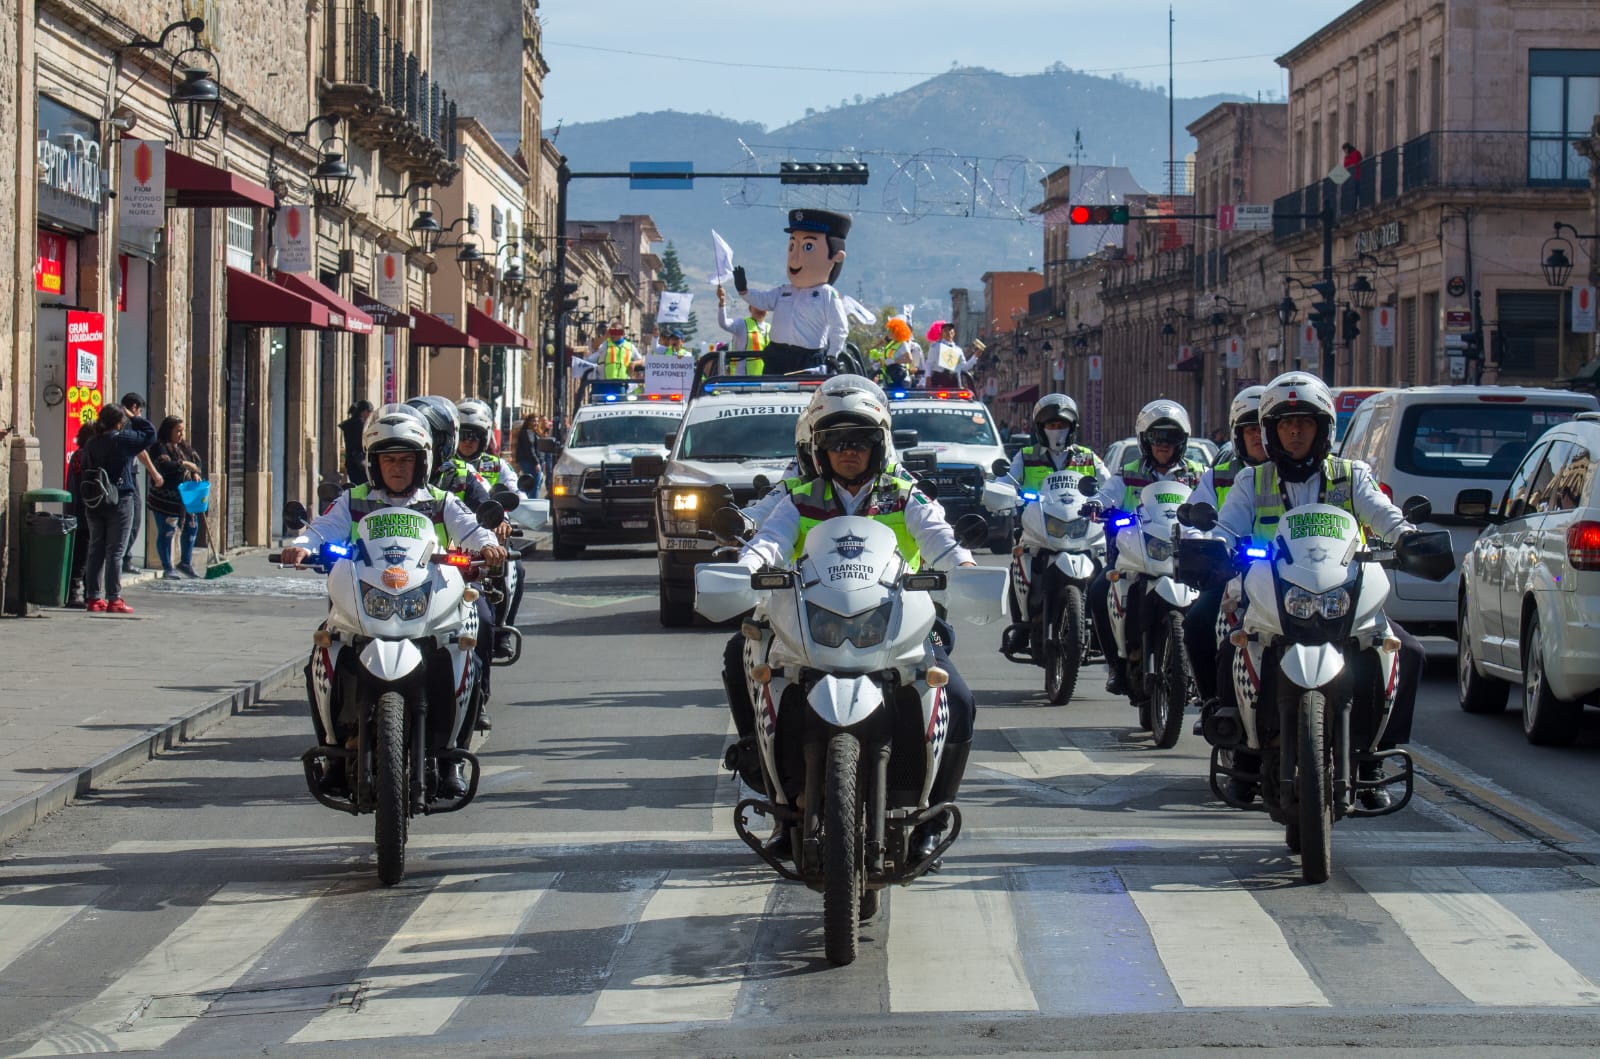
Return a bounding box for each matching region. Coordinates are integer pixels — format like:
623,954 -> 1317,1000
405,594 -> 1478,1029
1337,385 -> 1599,635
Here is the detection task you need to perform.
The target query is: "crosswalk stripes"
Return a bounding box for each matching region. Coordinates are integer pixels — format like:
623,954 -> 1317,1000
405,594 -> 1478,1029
887,869 -> 1037,1013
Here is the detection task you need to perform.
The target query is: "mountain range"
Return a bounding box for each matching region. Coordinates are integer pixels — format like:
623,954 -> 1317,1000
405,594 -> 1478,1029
549,66 -> 1249,323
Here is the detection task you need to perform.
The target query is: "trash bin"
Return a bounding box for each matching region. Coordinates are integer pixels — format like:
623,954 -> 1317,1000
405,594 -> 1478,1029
21,488 -> 77,607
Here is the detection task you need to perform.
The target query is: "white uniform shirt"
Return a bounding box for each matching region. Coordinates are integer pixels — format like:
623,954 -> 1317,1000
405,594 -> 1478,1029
1216,461 -> 1412,544
717,303 -> 770,353
291,486 -> 498,554
738,477 -> 973,571
743,283 -> 849,357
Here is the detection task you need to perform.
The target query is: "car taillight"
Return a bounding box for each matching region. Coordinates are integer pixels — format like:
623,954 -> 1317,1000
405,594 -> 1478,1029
1567,521 -> 1600,570
1477,394 -> 1527,403
1377,481 -> 1393,500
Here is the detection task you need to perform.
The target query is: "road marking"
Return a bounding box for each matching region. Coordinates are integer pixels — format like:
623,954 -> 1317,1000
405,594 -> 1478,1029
289,872 -> 550,1042
995,726 -> 1150,783
22,882 -> 321,1056
1410,743 -> 1600,847
1121,867 -> 1329,1008
0,885 -> 99,975
585,868 -> 772,1026
888,869 -> 1037,1013
1351,866 -> 1600,1006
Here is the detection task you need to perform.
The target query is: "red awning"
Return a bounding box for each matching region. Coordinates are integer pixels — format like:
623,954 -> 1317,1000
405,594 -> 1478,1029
1171,350 -> 1204,373
352,288 -> 412,329
467,304 -> 530,348
275,272 -> 374,335
165,149 -> 275,210
411,308 -> 478,349
999,383 -> 1040,404
226,267 -> 331,329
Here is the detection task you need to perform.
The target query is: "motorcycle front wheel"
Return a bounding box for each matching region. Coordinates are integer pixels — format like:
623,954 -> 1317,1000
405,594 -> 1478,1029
1148,611 -> 1189,749
823,732 -> 864,966
373,692 -> 409,886
1296,689 -> 1333,884
1045,585 -> 1086,705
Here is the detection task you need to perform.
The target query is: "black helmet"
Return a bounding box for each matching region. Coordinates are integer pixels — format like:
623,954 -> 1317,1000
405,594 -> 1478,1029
404,395 -> 459,477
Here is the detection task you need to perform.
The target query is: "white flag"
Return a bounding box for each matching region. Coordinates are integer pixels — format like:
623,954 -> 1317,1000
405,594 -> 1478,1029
902,303 -> 916,321
841,294 -> 876,325
710,229 -> 736,286
658,291 -> 693,323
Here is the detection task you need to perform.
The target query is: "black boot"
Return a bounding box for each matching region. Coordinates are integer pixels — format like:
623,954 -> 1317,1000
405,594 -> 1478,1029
438,760 -> 468,798
1357,758 -> 1392,811
1104,659 -> 1128,696
317,756 -> 349,796
722,735 -> 765,791
911,739 -> 971,867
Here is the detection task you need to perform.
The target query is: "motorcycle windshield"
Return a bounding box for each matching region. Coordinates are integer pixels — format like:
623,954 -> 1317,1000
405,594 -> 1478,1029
793,516 -> 929,672
1136,480 -> 1191,540
345,505 -> 451,637
1271,502 -> 1362,593
1036,473 -> 1100,544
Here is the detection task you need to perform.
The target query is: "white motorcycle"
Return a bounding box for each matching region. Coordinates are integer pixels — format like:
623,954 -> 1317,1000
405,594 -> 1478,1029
984,472 -> 1106,704
1103,481 -> 1198,748
1179,497 -> 1452,883
695,511 -> 1005,967
276,500 -> 508,886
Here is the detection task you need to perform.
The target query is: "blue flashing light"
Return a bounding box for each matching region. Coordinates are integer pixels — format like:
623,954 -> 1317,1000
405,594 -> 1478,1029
322,542 -> 351,559
603,394 -> 620,402
891,390 -> 908,399
1243,546 -> 1269,561
1111,516 -> 1135,529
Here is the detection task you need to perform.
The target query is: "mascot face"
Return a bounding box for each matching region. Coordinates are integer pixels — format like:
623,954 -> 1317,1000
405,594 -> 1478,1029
787,230 -> 843,288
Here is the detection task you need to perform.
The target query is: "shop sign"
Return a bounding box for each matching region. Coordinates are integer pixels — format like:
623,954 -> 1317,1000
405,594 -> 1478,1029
276,205 -> 313,273
376,252 -> 406,308
1353,221 -> 1404,257
36,97 -> 102,231
64,310 -> 105,477
383,332 -> 398,404
1298,322 -> 1319,362
1373,305 -> 1396,347
1573,286 -> 1596,334
118,140 -> 165,229
1224,335 -> 1242,369
353,287 -> 411,329
35,231 -> 68,294
1445,309 -> 1473,332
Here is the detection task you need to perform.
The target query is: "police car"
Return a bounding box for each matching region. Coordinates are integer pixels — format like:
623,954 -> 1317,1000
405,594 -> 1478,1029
887,388 -> 1011,553
653,377 -> 821,626
541,389 -> 688,559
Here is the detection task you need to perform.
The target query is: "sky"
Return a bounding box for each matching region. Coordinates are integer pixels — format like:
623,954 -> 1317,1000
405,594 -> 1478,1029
540,0 -> 1358,132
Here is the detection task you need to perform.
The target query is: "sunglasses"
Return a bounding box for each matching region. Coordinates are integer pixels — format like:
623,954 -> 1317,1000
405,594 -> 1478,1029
821,432 -> 876,453
1146,430 -> 1184,446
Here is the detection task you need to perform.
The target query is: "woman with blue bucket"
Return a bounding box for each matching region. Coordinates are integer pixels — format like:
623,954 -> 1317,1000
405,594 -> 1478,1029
148,416 -> 205,578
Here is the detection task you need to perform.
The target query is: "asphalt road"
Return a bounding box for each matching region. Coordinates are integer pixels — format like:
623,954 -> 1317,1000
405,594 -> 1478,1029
4,547 -> 1600,1057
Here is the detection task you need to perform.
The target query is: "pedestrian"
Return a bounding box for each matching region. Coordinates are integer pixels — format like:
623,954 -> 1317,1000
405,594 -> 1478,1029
340,400 -> 374,485
147,415 -> 204,578
80,404 -> 156,613
537,415 -> 557,488
1210,425 -> 1229,447
513,413 -> 542,497
1342,141 -> 1363,179
62,422 -> 97,608
118,393 -> 162,575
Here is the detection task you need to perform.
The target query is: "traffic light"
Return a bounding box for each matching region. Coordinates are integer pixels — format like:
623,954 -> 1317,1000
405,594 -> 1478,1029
779,161 -> 869,185
1341,307 -> 1362,345
1308,280 -> 1337,347
1465,329 -> 1485,362
557,281 -> 579,314
1068,204 -> 1130,225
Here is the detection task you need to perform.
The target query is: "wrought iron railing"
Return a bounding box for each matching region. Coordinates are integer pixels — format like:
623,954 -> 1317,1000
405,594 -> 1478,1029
323,0 -> 457,161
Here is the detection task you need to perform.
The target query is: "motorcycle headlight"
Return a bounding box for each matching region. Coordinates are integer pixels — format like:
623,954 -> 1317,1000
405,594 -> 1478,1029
1043,514 -> 1072,538
1144,533 -> 1173,562
1284,585 -> 1351,620
362,586 -> 396,620
1063,516 -> 1090,539
395,583 -> 433,620
806,600 -> 894,649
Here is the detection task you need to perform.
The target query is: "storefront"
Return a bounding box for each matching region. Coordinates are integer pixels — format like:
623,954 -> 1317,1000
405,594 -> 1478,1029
466,304 -> 532,434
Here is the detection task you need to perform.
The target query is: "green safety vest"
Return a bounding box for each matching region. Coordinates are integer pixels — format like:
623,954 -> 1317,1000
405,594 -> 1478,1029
1210,455 -> 1241,508
1120,456 -> 1205,510
435,456 -> 477,501
1251,456 -> 1359,544
470,453 -> 501,487
347,483 -> 451,548
602,339 -> 635,380
1019,445 -> 1099,491
790,476 -> 923,571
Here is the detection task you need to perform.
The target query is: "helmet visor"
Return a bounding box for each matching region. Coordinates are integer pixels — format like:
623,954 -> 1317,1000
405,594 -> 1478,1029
1145,427 -> 1186,447
815,427 -> 879,453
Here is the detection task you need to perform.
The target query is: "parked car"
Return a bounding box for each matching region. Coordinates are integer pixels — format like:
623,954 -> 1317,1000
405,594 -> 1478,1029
1339,386 -> 1600,636
1457,411 -> 1600,745
1103,436 -> 1215,472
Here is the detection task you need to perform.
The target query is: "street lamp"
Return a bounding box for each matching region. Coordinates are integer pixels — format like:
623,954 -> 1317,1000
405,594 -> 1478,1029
1542,225 -> 1579,288
1276,293 -> 1297,327
409,209 -> 444,254
1350,274 -> 1377,309
455,237 -> 486,283
118,18 -> 223,142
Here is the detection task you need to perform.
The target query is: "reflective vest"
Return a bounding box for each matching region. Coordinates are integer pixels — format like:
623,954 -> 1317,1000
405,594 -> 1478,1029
435,457 -> 478,501
470,453 -> 502,487
790,476 -> 923,571
347,483 -> 450,548
1120,456 -> 1204,510
744,317 -> 769,352
1251,456 -> 1359,544
1210,455 -> 1241,508
1019,445 -> 1099,491
601,339 -> 635,380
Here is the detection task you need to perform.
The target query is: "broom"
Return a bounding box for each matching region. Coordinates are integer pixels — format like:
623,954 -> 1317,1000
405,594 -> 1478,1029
196,511 -> 233,579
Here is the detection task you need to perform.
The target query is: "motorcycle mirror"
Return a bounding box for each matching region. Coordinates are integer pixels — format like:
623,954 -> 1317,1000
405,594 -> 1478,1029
892,428 -> 920,451
1396,529 -> 1455,582
1401,495 -> 1433,523
1078,476 -> 1099,497
991,458 -> 1011,477
491,489 -> 521,512
953,512 -> 989,548
476,500 -> 505,530
316,482 -> 341,503
916,476 -> 940,501
1183,502 -> 1219,531
283,500 -> 309,532
517,473 -> 539,495
711,505 -> 753,542
752,473 -> 772,500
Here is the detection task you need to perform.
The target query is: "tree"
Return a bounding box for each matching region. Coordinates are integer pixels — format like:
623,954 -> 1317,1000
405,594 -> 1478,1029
659,240 -> 698,340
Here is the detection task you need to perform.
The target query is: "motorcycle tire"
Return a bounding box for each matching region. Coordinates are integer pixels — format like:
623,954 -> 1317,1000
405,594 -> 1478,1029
823,731 -> 863,966
1045,585 -> 1086,706
1296,689 -> 1333,884
1148,612 -> 1189,749
1137,701 -> 1152,731
373,692 -> 409,886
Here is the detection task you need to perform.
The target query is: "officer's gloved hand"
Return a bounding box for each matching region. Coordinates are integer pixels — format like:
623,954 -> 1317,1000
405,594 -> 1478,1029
1078,500 -> 1104,519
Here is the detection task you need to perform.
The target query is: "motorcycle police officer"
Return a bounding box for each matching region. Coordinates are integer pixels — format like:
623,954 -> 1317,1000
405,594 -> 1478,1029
1213,371 -> 1425,810
281,405 -> 505,798
1084,399 -> 1206,696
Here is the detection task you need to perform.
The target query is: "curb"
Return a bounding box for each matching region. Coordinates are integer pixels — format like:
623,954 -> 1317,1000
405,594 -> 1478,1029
0,656 -> 304,846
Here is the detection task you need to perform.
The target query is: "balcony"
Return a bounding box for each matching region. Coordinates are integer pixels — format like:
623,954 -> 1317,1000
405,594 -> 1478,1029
1273,130 -> 1589,240
1102,245 -> 1194,296
322,0 -> 459,183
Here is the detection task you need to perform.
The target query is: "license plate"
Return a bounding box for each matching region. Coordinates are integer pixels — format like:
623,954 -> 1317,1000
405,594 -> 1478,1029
662,537 -> 703,551
622,519 -> 649,529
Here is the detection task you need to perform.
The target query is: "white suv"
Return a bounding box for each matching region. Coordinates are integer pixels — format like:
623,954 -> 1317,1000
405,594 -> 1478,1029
887,389 -> 1010,553
1338,386 -> 1598,635
1457,411 -> 1600,745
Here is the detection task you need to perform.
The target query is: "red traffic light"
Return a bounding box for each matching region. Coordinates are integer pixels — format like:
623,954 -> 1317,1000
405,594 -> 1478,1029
1067,204 -> 1130,225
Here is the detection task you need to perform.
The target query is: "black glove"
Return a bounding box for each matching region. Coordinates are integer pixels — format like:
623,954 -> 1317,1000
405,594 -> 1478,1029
733,265 -> 747,294
1078,500 -> 1104,519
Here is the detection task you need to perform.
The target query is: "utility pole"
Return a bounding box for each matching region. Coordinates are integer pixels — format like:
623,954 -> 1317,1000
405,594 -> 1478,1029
1168,4 -> 1175,199
1320,203 -> 1336,382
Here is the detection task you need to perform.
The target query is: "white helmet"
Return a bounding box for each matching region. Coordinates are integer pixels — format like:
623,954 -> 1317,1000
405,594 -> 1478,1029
1134,398 -> 1192,467
1259,371 -> 1336,482
456,398 -> 494,451
362,404 -> 433,492
1031,393 -> 1080,450
1227,385 -> 1268,466
806,374 -> 893,485
404,396 -> 459,477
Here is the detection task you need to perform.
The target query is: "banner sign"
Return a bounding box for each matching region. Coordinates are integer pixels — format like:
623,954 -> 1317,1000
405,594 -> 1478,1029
1573,286 -> 1596,334
383,332 -> 398,404
1224,335 -> 1243,369
64,310 -> 105,477
1373,305 -> 1396,347
376,252 -> 406,309
657,291 -> 693,324
118,140 -> 165,229
643,354 -> 695,396
276,205 -> 313,273
1298,322 -> 1319,363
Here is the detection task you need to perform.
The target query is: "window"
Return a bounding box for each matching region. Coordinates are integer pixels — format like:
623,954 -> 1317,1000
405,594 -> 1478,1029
1529,440 -> 1574,513
1429,55 -> 1442,129
1364,90 -> 1377,157
1384,79 -> 1397,149
1544,440 -> 1593,512
225,207 -> 255,272
1401,295 -> 1417,384
1340,404 -> 1376,459
1398,403 -> 1582,481
1310,120 -> 1322,182
1405,67 -> 1420,139
1528,50 -> 1600,184
1503,442 -> 1549,519
1421,291 -> 1439,384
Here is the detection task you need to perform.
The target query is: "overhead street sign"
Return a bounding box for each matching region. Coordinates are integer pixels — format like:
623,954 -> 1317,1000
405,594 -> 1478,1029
1234,204 -> 1272,230
628,161 -> 694,190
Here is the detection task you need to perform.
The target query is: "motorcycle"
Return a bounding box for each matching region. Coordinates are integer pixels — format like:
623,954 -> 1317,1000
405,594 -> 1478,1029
984,472 -> 1106,704
695,510 -> 1005,967
1179,497 -> 1452,883
273,498 -> 509,886
1103,481 -> 1198,748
